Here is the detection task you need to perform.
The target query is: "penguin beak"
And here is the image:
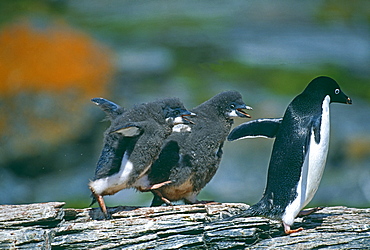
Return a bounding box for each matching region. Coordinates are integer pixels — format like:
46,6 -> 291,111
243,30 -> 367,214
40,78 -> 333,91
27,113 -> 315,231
180,112 -> 196,125
172,110 -> 196,125
235,105 -> 252,118
346,97 -> 352,105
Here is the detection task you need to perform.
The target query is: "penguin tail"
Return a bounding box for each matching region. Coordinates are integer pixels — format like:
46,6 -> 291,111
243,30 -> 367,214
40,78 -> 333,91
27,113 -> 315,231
224,203 -> 263,221
226,196 -> 272,221
89,195 -> 97,207
245,203 -> 265,217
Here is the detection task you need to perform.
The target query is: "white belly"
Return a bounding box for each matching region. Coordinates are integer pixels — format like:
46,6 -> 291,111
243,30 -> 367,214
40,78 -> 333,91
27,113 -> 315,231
283,96 -> 331,226
89,151 -> 134,195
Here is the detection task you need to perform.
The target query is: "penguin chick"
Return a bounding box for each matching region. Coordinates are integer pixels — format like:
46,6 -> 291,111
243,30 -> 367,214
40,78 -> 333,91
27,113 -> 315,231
89,97 -> 194,219
227,76 -> 352,234
148,91 -> 252,206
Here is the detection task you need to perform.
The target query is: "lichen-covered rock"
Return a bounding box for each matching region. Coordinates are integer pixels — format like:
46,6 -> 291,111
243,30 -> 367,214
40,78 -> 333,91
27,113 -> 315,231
0,202 -> 369,249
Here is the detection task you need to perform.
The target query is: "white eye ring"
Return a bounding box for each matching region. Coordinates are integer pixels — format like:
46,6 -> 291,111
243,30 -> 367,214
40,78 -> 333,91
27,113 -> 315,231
335,89 -> 340,94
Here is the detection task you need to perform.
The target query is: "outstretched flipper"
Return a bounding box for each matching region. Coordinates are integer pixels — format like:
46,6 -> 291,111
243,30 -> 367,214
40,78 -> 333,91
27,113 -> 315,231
228,118 -> 283,141
92,98 -> 123,119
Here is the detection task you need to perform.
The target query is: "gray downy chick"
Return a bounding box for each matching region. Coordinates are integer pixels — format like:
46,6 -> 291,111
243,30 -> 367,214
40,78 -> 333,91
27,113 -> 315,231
89,97 -> 194,219
148,91 -> 252,206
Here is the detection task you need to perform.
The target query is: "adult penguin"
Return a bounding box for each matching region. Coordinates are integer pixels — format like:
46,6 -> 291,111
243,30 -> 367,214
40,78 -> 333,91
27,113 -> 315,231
227,76 -> 352,234
89,97 -> 194,219
148,91 -> 252,206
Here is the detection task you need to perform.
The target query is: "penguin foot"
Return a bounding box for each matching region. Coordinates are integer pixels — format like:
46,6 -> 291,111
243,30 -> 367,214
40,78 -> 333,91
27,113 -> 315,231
150,181 -> 172,190
285,227 -> 304,235
138,181 -> 172,192
283,222 -> 303,235
298,207 -> 323,217
151,190 -> 173,206
89,187 -> 111,220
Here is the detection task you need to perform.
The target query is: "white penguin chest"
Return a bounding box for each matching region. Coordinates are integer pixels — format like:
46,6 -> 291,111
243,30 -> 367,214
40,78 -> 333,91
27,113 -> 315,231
283,96 -> 331,225
301,95 -> 330,206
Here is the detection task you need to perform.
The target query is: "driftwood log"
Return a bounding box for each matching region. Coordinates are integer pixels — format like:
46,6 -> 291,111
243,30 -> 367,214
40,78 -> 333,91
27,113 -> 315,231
0,202 -> 369,249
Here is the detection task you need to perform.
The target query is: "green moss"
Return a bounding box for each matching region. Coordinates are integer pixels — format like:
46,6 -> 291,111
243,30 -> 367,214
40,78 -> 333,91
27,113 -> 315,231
198,61 -> 369,100
0,0 -> 67,26
315,0 -> 370,24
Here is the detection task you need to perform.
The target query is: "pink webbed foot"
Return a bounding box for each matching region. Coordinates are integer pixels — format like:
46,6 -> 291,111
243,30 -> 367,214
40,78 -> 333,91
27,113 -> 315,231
283,222 -> 303,235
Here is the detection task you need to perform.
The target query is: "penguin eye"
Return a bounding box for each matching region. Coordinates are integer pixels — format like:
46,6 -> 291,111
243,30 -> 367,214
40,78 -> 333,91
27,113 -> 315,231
230,104 -> 236,109
335,89 -> 340,95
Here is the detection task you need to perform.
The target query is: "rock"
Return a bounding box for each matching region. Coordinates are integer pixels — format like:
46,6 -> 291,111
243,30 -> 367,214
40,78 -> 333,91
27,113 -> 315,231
0,202 -> 369,249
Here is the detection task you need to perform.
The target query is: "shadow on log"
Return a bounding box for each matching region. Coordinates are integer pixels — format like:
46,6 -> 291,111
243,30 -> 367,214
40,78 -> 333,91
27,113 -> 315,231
0,202 -> 369,249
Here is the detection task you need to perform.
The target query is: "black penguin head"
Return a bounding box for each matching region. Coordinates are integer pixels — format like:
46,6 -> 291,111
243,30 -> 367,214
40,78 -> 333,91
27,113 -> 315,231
161,98 -> 195,125
304,76 -> 352,105
209,91 -> 252,119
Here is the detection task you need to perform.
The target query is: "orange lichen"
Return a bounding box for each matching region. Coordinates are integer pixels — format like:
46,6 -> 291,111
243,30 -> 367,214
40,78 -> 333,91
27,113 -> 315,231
0,19 -> 114,97
0,18 -> 115,159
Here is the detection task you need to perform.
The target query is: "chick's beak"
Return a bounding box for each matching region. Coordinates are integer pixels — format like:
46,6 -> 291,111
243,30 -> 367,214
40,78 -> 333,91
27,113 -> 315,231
236,105 -> 252,118
181,111 -> 196,124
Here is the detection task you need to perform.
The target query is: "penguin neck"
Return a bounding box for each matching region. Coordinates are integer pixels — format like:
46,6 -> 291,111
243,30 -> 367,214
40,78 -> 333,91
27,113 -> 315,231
196,108 -> 233,128
291,92 -> 329,117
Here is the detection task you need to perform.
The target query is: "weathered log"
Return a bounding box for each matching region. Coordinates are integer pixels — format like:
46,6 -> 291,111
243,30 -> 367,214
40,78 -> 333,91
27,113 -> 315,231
0,202 -> 369,249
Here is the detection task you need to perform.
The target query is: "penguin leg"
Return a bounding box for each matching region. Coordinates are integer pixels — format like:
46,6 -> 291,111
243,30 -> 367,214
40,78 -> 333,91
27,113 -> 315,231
283,222 -> 303,235
89,187 -> 111,220
137,181 -> 173,206
137,181 -> 172,192
298,207 -> 323,217
150,193 -> 165,207
149,181 -> 172,190
150,190 -> 172,206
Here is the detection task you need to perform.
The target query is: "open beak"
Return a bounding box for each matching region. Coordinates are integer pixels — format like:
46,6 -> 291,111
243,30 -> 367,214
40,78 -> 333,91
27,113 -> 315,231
236,105 -> 252,118
172,111 -> 196,125
181,112 -> 196,124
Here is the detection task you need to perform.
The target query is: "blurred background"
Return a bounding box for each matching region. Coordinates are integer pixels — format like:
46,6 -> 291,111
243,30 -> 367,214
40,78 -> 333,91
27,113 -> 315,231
0,0 -> 369,209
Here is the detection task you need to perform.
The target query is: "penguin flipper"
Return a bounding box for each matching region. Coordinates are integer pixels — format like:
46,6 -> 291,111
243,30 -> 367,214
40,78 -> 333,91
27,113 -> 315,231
228,118 -> 283,141
149,140 -> 180,184
111,124 -> 143,137
91,97 -> 124,119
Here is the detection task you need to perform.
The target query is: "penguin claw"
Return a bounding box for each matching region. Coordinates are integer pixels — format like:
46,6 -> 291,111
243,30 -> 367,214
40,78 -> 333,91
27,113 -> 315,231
103,212 -> 112,220
283,222 -> 303,235
90,187 -> 112,220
